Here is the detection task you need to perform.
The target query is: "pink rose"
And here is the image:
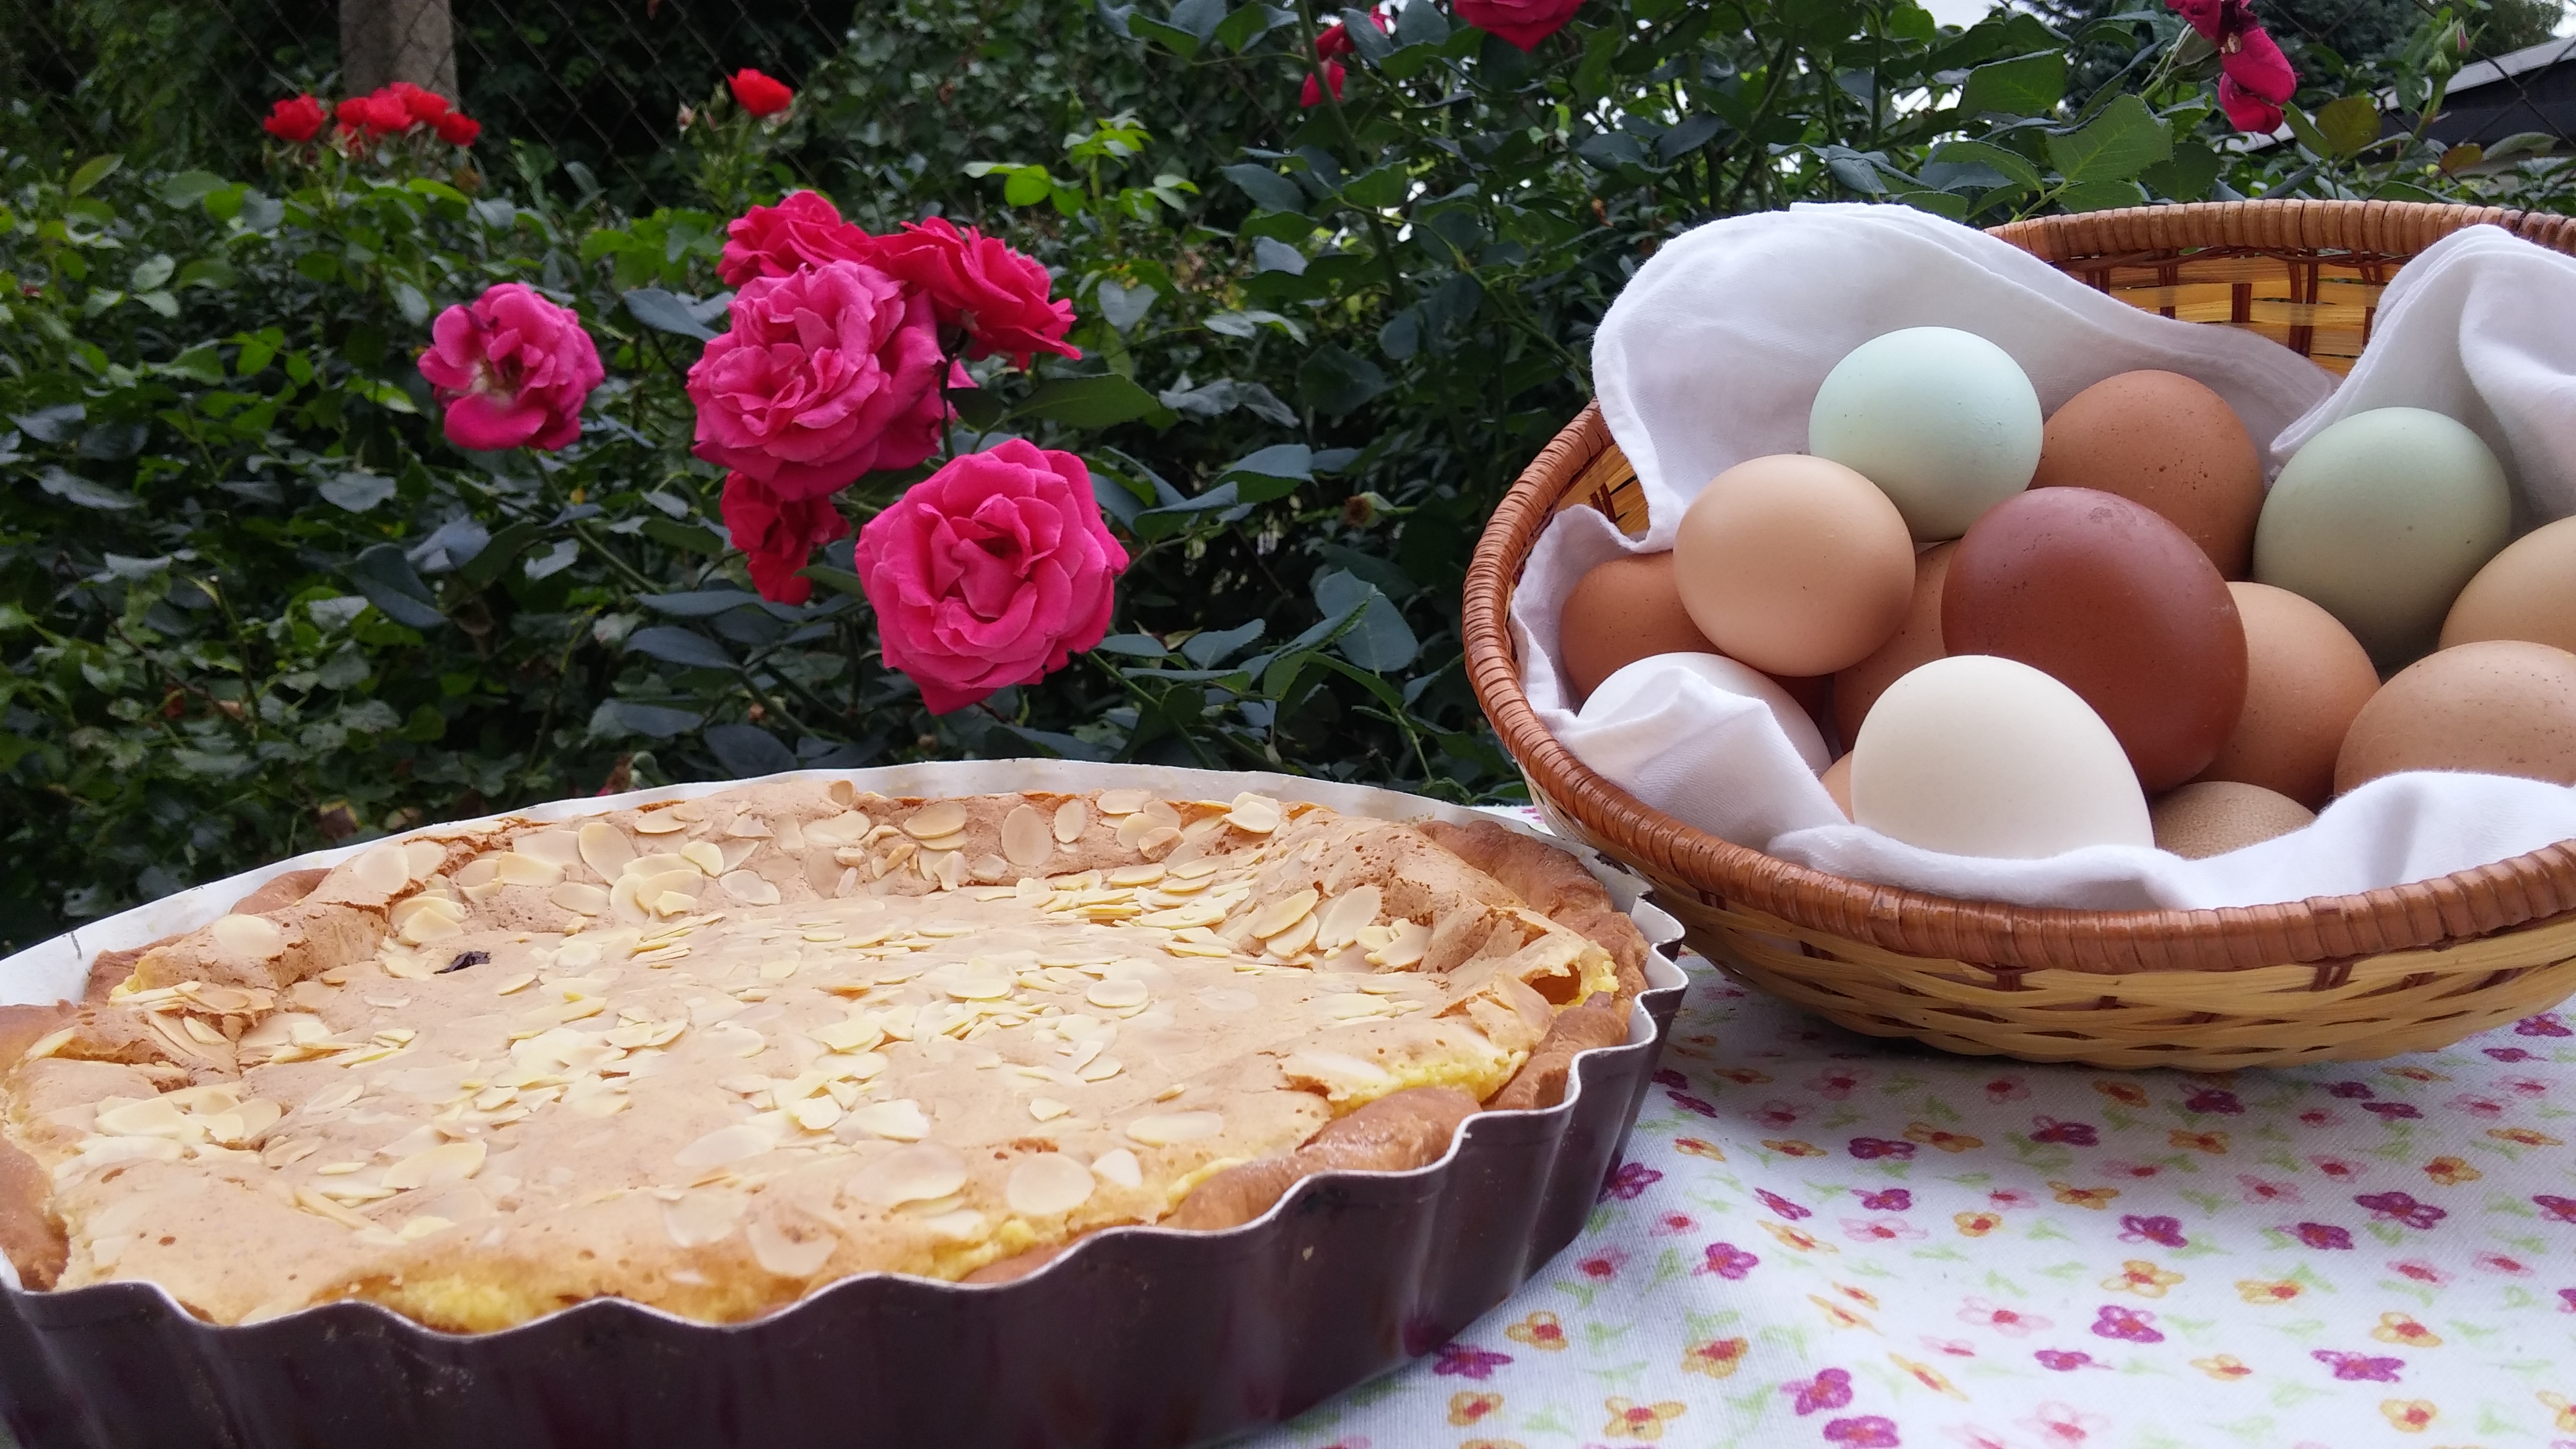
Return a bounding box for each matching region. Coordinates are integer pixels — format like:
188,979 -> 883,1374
862,217 -> 1079,367
416,282 -> 604,451
686,260 -> 960,497
721,471 -> 850,605
718,190 -> 876,287
853,440 -> 1129,713
1453,0 -> 1584,50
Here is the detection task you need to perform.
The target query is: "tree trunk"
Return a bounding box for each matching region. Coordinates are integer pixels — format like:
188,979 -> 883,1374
341,0 -> 458,97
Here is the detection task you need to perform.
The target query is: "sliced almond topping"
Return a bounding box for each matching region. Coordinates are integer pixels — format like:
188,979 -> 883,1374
1225,792 -> 1282,833
789,1095 -> 843,1133
1028,1097 -> 1071,1122
293,1186 -> 378,1230
578,822 -> 636,879
1090,1147 -> 1143,1189
1138,827 -> 1182,861
1001,805 -> 1055,869
726,814 -> 774,840
515,830 -> 581,868
661,1187 -> 747,1247
96,1097 -> 195,1139
493,853 -> 563,888
719,870 -> 781,906
1004,1154 -> 1095,1218
381,1139 -> 485,1191
402,840 -> 450,881
1084,980 -> 1148,1010
346,844 -> 411,897
1313,884 -> 1382,953
1112,811 -> 1158,851
803,810 -> 876,847
916,832 -> 971,855
1124,1111 -> 1223,1147
853,1141 -> 967,1205
204,910 -> 290,962
633,810 -> 689,835
679,840 -> 726,876
1095,788 -> 1151,817
1076,1056 -> 1123,1082
1264,912 -> 1320,959
1368,918 -> 1431,968
967,854 -> 1012,884
850,1099 -> 931,1142
746,1212 -> 838,1277
1247,887 -> 1321,941
673,1123 -> 775,1170
549,881 -> 611,916
1051,799 -> 1089,843
902,800 -> 969,840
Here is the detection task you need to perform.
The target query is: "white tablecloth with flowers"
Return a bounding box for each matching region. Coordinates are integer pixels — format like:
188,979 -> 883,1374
1246,947 -> 2576,1449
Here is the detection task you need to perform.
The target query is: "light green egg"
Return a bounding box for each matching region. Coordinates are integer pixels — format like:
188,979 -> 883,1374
2252,407 -> 2512,668
1808,326 -> 2042,542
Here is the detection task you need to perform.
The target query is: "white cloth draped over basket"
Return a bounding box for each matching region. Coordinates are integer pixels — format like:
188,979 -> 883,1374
1510,203 -> 2576,912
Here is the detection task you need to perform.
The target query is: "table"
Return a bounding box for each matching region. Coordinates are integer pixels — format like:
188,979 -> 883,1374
1248,952 -> 2576,1449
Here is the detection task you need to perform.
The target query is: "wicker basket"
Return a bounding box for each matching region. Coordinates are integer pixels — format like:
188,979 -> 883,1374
1465,199 -> 2576,1071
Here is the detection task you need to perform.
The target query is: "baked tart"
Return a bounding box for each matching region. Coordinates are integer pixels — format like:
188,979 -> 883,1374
0,781 -> 1647,1331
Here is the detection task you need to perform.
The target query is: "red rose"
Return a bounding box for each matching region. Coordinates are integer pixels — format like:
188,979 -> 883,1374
2169,0 -> 2297,131
721,472 -> 850,605
434,111 -> 481,147
1454,0 -> 1585,49
853,440 -> 1128,713
263,94 -> 326,143
387,81 -> 450,123
336,91 -> 412,138
729,68 -> 794,118
863,216 -> 1079,367
718,189 -> 875,287
1300,62 -> 1347,108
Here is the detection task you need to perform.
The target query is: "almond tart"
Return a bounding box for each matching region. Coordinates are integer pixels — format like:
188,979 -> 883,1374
0,780 -> 1648,1331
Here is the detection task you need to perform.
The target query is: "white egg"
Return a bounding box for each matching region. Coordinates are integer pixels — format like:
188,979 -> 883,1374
1850,655 -> 2151,858
1583,651 -> 1829,770
1809,326 -> 2043,541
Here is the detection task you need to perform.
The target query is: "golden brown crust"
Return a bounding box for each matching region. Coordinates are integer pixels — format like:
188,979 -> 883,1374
0,1005 -> 72,1070
1486,994 -> 1627,1112
232,868 -> 331,918
80,871 -> 331,1004
1414,819 -> 1648,998
960,1239 -> 1076,1285
1168,1087 -> 1479,1232
0,1138 -> 65,1289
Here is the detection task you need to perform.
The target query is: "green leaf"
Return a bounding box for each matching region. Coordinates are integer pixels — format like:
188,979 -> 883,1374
1214,2 -> 1288,50
2314,95 -> 2381,160
1014,374 -> 1166,429
1003,167 -> 1056,206
2281,103 -> 2333,157
67,154 -> 124,197
2056,177 -> 2149,212
625,626 -> 738,671
1893,189 -> 1973,220
1959,53 -> 2066,117
2045,94 -> 2170,185
36,466 -> 138,510
1313,570 -> 1416,671
1297,344 -> 1387,416
155,171 -> 227,206
624,287 -> 717,342
1924,138 -> 2043,194
2139,141 -> 2222,201
641,518 -> 729,556
798,566 -> 870,600
1221,163 -> 1307,213
163,347 -> 225,385
344,544 -> 445,629
1339,165 -> 1410,209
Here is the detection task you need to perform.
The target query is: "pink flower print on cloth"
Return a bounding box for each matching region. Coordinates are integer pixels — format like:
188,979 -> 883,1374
1783,1367 -> 1855,1416
2090,1305 -> 2164,1343
1960,1298 -> 2050,1338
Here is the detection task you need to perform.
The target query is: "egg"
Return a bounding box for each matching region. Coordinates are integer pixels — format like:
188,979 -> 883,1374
1581,651 -> 1831,770
2252,407 -> 2513,667
1672,454 -> 1916,677
1555,552 -> 1718,705
2440,515 -> 2576,656
1850,656 -> 2152,859
1942,487 -> 2248,791
1832,542 -> 1954,746
2193,582 -> 2381,808
1809,327 -> 2043,541
2149,781 -> 2315,859
2333,640 -> 2576,792
1821,752 -> 1855,819
2030,370 -> 2265,578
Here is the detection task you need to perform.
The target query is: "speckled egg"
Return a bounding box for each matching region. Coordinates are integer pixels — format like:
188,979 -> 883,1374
2031,370 -> 2265,579
1554,552 -> 1717,705
2334,640 -> 2576,792
2194,582 -> 2381,809
2440,515 -> 2576,657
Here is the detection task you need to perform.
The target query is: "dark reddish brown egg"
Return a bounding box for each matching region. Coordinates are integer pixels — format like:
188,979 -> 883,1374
1555,552 -> 1717,706
1833,542 -> 1954,747
2032,370 -> 2265,579
1942,487 -> 2248,791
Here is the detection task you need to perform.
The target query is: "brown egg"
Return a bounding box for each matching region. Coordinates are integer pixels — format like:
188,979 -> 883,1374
1943,487 -> 2248,792
2334,640 -> 2576,793
2150,781 -> 2315,859
1834,542 -> 1954,746
1772,671 -> 1839,755
1673,455 -> 1916,677
1556,552 -> 1717,705
2032,370 -> 2265,578
2195,582 -> 2382,808
1821,752 -> 1855,819
2440,516 -> 2576,656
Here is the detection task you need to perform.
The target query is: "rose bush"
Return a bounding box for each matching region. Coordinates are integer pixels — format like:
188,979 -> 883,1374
4,0 -> 2571,950
855,442 -> 1129,715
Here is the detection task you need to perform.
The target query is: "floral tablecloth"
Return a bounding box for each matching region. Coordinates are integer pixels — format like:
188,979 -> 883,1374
1248,950 -> 2576,1449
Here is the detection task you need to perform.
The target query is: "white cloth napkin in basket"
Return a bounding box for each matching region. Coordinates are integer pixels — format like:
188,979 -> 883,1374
1513,203 -> 2576,911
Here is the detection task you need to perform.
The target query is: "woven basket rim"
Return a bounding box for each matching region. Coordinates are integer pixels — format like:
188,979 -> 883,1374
1464,199 -> 2576,976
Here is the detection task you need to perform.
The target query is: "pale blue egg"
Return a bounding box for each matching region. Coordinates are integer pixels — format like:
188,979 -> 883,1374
2252,407 -> 2511,668
1808,327 -> 2043,541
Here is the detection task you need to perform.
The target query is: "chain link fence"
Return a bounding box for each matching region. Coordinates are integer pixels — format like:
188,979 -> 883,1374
2,0 -> 855,208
